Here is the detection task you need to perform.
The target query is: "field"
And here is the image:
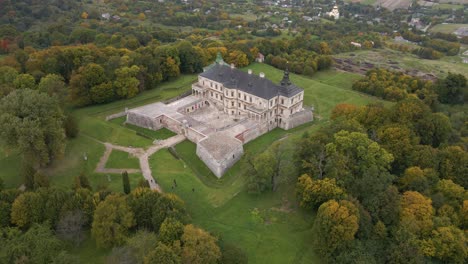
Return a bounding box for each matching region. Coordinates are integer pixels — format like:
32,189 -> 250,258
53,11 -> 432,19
0,63 -> 388,263
345,0 -> 412,9
335,49 -> 468,78
430,23 -> 468,34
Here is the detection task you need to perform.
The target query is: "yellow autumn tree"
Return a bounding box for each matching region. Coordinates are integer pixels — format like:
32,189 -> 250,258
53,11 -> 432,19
81,12 -> 88,19
400,191 -> 434,237
312,200 -> 359,259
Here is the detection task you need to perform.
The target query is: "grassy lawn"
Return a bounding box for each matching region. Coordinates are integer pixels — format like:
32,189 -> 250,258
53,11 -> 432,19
151,148 -> 319,264
106,150 -> 140,170
430,23 -> 468,34
433,3 -> 464,10
245,63 -> 390,120
110,116 -> 177,140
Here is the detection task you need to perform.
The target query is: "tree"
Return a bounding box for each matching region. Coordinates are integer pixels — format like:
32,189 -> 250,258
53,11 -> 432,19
434,179 -> 466,209
33,172 -> 50,189
159,217 -> 184,244
73,173 -> 91,190
125,231 -> 159,263
0,89 -> 65,166
152,193 -> 187,232
91,194 -> 135,248
70,63 -> 107,106
430,226 -> 467,263
312,200 -> 359,260
128,188 -> 161,230
38,74 -> 67,101
0,224 -> 71,264
227,50 -> 249,67
437,73 -> 466,104
296,175 -> 345,209
13,74 -> 35,89
325,131 -> 394,205
437,146 -> 468,188
122,171 -> 130,194
56,210 -> 86,246
144,242 -> 180,264
220,243 -> 248,264
10,192 -> 45,228
181,224 -> 221,264
90,82 -> 114,103
398,167 -> 433,193
377,124 -> 416,172
64,114 -> 79,138
400,191 -> 434,238
114,66 -> 140,99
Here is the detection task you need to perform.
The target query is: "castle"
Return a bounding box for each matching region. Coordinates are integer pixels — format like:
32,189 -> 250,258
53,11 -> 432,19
125,54 -> 313,177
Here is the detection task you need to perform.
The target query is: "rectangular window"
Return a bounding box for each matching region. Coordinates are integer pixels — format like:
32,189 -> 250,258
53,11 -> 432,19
244,95 -> 246,100
238,103 -> 241,107
249,97 -> 252,103
211,92 -> 213,96
231,102 -> 234,107
281,99 -> 284,104
231,91 -> 234,96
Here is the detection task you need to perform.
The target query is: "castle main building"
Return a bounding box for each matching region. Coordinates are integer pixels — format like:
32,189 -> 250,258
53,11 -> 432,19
126,55 -> 312,178
192,55 -> 310,130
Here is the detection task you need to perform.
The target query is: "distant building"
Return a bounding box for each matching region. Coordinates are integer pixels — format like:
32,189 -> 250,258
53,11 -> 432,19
327,5 -> 340,20
350,42 -> 362,48
462,57 -> 468,64
256,53 -> 265,63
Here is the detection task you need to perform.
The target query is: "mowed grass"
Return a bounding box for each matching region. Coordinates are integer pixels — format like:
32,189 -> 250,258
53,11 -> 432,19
106,150 -> 140,169
244,63 -> 389,120
109,116 -> 177,140
151,148 -> 319,264
430,23 -> 468,34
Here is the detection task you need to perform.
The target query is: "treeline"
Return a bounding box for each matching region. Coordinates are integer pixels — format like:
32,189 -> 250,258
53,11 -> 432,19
352,68 -> 467,106
265,49 -> 333,76
0,175 -> 246,264
401,30 -> 461,59
295,99 -> 467,263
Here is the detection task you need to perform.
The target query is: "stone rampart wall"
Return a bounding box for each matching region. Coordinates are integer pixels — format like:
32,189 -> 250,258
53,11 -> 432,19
284,109 -> 313,130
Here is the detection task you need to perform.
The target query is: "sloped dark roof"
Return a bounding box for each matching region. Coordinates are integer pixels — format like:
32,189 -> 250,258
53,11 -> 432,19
200,63 -> 302,100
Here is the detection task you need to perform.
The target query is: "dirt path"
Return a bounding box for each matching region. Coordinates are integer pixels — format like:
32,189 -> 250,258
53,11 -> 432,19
94,135 -> 186,192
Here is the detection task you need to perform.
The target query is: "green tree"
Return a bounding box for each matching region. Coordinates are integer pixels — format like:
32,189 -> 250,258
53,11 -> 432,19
325,131 -> 394,205
0,224 -> 70,264
64,114 -> 79,138
312,200 -> 359,260
437,73 -> 467,104
33,172 -> 50,189
122,171 -> 130,194
73,173 -> 91,190
91,194 -> 135,248
127,187 -> 161,230
152,193 -> 187,232
13,74 -> 36,89
114,66 -> 140,99
296,175 -> 345,209
437,146 -> 468,188
38,74 -> 67,101
10,192 -> 45,229
181,224 -> 221,264
159,217 -> 184,244
0,89 -> 65,166
125,231 -> 159,263
90,81 -> 114,103
430,226 -> 467,263
144,242 -> 180,264
69,63 -> 107,106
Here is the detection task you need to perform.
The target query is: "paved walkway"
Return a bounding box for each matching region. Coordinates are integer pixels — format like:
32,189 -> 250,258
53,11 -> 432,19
94,134 -> 186,192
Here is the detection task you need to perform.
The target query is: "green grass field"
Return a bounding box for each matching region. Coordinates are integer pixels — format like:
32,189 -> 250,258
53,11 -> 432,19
433,3 -> 464,10
0,63 -> 388,263
430,23 -> 468,34
106,150 -> 140,169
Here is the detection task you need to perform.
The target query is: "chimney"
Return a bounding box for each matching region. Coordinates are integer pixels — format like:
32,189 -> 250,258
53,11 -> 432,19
259,72 -> 265,78
248,69 -> 252,75
231,63 -> 235,69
